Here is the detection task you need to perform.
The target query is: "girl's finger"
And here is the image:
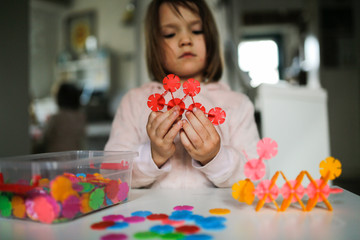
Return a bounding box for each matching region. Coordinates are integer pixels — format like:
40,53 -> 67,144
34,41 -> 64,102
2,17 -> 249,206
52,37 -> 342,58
164,120 -> 182,144
147,111 -> 161,136
192,107 -> 218,139
147,111 -> 161,127
180,128 -> 195,152
185,109 -> 210,142
181,119 -> 203,149
152,105 -> 179,129
155,106 -> 180,138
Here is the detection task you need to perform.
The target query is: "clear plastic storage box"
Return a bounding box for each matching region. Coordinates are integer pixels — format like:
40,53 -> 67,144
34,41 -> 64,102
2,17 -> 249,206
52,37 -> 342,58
0,151 -> 137,223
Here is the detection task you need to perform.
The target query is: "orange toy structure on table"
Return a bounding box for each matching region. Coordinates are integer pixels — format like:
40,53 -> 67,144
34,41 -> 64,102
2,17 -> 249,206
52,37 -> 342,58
232,138 -> 343,212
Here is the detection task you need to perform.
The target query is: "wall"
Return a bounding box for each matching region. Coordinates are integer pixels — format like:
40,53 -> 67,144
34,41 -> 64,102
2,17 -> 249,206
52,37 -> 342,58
240,0 -> 304,11
319,0 -> 360,180
30,0 -> 139,100
0,0 -> 31,157
321,69 -> 360,178
31,0 -> 64,98
58,0 -> 137,94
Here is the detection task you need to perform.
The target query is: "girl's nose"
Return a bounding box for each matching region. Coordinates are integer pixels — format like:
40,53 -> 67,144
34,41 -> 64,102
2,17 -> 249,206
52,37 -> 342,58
179,32 -> 192,47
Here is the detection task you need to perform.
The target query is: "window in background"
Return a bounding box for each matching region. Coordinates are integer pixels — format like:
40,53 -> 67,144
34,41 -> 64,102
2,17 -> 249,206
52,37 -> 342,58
238,36 -> 283,88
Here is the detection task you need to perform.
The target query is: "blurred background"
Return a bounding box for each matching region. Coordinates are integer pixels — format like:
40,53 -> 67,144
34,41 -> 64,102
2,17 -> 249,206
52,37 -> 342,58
0,0 -> 359,193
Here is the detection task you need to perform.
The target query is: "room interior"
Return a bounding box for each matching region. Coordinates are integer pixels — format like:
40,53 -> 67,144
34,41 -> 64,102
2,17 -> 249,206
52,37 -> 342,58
0,0 -> 359,194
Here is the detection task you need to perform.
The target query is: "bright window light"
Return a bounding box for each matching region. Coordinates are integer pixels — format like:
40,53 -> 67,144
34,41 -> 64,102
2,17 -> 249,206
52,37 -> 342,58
238,40 -> 280,87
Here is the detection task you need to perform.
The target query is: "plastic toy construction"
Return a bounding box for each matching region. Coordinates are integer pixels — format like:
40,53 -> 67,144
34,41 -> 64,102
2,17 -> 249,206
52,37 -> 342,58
147,74 -> 226,125
243,137 -> 278,181
232,138 -> 343,212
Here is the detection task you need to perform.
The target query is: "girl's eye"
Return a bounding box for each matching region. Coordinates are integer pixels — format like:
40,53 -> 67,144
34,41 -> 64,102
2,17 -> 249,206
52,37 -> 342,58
163,33 -> 175,38
192,30 -> 204,35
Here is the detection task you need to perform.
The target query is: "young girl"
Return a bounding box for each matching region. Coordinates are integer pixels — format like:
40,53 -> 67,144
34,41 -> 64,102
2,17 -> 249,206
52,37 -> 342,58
105,0 -> 260,188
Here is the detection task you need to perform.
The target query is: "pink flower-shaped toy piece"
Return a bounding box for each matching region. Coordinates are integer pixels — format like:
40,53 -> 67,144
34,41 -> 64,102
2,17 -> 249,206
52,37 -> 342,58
306,179 -> 331,202
244,159 -> 266,181
173,205 -> 194,211
62,195 -> 80,219
257,138 -> 278,160
255,180 -> 279,203
280,180 -> 305,202
117,182 -> 129,202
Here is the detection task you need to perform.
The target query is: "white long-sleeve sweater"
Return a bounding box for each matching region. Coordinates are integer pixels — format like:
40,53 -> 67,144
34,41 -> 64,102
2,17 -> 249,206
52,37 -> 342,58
105,81 -> 260,189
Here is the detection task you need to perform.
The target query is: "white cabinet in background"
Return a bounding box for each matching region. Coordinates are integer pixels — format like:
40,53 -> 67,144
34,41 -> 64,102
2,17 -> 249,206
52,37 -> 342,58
256,83 -> 330,185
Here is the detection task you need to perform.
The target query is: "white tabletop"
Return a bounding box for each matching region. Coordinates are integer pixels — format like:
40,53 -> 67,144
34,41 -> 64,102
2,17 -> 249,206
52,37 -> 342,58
1,187 -> 360,240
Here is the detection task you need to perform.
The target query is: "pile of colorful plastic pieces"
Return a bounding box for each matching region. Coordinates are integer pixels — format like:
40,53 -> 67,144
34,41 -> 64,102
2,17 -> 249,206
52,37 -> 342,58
0,172 -> 129,223
91,205 -> 230,240
232,138 -> 343,211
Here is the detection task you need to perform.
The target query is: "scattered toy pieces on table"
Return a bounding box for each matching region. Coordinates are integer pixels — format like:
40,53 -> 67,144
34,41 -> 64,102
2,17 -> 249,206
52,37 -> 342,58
147,74 -> 226,125
0,172 -> 130,223
232,138 -> 343,211
92,205 -> 231,240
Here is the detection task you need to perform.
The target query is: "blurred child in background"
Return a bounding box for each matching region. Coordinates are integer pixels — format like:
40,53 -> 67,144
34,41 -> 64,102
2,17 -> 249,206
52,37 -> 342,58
43,83 -> 86,152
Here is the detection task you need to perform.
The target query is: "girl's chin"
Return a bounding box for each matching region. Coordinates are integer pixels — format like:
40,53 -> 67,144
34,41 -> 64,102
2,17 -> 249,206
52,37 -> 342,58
174,69 -> 204,79
172,71 -> 201,80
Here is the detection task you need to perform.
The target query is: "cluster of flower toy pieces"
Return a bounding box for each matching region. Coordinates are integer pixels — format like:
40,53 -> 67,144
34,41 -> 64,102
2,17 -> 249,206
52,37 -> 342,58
91,205 -> 231,240
147,74 -> 226,125
0,172 -> 129,223
232,137 -> 343,211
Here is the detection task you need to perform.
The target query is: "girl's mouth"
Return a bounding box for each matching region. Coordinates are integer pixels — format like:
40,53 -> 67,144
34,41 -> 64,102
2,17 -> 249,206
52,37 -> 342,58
180,52 -> 195,58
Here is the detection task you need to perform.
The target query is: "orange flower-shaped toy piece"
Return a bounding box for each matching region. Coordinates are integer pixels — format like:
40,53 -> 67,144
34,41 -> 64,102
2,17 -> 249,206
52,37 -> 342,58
232,179 -> 255,205
319,157 -> 342,180
50,176 -> 78,203
11,196 -> 26,218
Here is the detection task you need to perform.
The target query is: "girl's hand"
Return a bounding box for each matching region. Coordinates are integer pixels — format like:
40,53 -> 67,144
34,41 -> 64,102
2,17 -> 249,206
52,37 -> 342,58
180,107 -> 220,165
146,105 -> 182,168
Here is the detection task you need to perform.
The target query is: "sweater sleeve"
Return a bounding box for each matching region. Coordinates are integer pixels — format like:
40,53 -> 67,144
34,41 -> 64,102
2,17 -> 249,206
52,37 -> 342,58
192,95 -> 260,187
104,88 -> 171,188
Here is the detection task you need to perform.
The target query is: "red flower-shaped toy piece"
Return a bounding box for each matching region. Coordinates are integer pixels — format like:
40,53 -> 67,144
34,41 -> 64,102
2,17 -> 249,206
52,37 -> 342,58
183,78 -> 200,97
147,94 -> 165,111
167,98 -> 186,115
188,103 -> 206,113
208,107 -> 226,125
163,74 -> 181,92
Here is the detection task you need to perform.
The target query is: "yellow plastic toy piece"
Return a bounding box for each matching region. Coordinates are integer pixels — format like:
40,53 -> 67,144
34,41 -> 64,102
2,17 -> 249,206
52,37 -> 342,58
231,179 -> 255,205
319,157 -> 342,180
209,208 -> 231,215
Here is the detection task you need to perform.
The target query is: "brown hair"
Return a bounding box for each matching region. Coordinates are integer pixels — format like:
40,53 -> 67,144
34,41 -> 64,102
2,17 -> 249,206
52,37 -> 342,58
144,0 -> 223,82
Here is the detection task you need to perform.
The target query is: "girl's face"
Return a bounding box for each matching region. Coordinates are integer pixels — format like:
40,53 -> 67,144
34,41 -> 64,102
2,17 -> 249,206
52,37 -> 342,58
159,3 -> 206,82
